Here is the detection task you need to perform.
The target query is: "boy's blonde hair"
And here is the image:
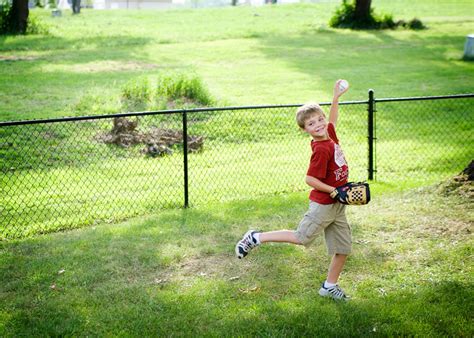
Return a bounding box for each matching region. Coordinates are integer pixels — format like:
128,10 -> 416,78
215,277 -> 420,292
296,103 -> 325,129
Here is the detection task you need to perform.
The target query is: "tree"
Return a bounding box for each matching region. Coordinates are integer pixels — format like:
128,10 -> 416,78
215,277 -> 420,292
329,0 -> 378,29
1,0 -> 29,34
354,0 -> 372,22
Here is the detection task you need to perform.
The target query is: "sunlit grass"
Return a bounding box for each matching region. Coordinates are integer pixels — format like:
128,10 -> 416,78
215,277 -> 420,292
0,2 -> 473,120
0,186 -> 472,336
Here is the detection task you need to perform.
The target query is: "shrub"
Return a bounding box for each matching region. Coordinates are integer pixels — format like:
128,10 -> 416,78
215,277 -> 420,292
0,2 -> 11,34
379,13 -> 396,29
70,73 -> 214,116
1,4 -> 50,35
329,0 -> 379,30
407,18 -> 425,30
329,1 -> 425,30
121,77 -> 152,112
156,72 -> 213,108
26,12 -> 51,35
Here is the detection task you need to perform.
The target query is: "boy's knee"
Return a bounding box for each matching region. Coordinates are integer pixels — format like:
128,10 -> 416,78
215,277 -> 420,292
331,251 -> 351,257
294,230 -> 313,246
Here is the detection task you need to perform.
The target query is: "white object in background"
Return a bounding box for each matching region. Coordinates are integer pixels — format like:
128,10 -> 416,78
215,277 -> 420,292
339,80 -> 349,92
93,0 -> 106,9
464,34 -> 474,59
57,0 -> 71,10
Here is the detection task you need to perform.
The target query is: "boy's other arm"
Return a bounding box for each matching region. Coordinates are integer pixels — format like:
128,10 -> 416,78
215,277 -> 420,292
328,79 -> 349,127
328,97 -> 340,127
305,175 -> 334,193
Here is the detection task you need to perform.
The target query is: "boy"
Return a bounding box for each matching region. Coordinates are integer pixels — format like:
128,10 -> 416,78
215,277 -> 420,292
235,79 -> 351,301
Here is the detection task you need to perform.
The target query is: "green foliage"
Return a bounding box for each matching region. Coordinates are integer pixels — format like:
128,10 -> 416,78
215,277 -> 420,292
156,72 -> 214,108
121,77 -> 152,112
25,11 -> 50,35
379,13 -> 396,29
1,3 -> 50,35
329,0 -> 379,30
0,3 -> 470,119
118,72 -> 214,112
0,2 -> 12,34
329,0 -> 425,30
407,18 -> 425,30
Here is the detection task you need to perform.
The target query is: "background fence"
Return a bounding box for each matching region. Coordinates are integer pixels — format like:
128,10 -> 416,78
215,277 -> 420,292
1,93 -> 473,239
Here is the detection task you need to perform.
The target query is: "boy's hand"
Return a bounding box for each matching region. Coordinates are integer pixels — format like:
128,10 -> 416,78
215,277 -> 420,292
333,79 -> 349,98
330,186 -> 349,204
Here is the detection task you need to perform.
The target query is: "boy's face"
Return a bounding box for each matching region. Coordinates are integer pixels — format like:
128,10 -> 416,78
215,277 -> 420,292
303,113 -> 328,140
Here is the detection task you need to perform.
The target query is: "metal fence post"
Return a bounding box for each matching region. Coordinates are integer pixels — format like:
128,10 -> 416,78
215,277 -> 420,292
368,89 -> 375,180
182,110 -> 189,208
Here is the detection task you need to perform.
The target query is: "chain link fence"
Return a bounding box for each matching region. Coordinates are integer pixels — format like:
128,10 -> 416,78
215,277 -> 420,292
1,94 -> 472,239
373,95 -> 474,183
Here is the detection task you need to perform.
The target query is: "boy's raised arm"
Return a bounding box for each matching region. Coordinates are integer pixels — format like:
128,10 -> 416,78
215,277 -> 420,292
328,79 -> 349,127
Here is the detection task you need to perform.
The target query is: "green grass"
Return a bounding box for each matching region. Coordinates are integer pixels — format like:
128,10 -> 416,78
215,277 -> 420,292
0,1 -> 473,121
0,2 -> 472,334
3,98 -> 470,239
0,186 -> 472,336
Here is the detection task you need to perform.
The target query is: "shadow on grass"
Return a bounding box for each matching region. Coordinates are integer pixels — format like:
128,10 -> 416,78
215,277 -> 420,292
254,28 -> 472,93
0,34 -> 157,84
0,35 -> 153,54
0,193 -> 472,336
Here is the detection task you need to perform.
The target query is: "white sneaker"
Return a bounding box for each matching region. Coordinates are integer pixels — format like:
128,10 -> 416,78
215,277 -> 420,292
235,230 -> 260,259
319,283 -> 350,301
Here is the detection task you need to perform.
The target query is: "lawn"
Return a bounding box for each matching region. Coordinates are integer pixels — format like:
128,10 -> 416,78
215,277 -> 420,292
0,1 -> 473,335
0,0 -> 473,236
0,1 -> 473,121
0,182 -> 472,336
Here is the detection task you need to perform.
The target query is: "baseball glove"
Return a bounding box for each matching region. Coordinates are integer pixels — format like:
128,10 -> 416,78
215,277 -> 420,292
330,182 -> 371,205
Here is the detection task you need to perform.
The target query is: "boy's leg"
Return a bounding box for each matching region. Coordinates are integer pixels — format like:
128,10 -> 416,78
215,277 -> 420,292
327,253 -> 347,283
319,203 -> 351,300
235,230 -> 301,259
260,230 -> 301,244
319,253 -> 349,301
236,202 -> 333,259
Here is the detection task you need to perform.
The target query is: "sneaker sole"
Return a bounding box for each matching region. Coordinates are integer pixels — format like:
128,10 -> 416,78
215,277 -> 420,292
235,243 -> 245,259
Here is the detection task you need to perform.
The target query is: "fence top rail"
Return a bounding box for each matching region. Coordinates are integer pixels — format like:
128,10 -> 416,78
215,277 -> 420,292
0,100 -> 368,127
0,93 -> 472,127
374,93 -> 474,103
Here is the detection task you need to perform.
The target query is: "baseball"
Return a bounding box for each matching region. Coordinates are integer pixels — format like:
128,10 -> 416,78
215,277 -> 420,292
339,80 -> 349,92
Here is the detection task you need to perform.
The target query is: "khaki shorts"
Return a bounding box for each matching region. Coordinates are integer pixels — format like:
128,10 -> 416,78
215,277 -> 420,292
295,201 -> 352,255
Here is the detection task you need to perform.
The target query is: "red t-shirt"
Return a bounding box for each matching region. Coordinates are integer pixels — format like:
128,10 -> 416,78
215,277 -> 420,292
306,123 -> 349,204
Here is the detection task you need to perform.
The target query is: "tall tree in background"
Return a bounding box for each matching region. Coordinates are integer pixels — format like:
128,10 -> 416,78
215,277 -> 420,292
354,0 -> 372,22
329,0 -> 378,29
1,0 -> 29,34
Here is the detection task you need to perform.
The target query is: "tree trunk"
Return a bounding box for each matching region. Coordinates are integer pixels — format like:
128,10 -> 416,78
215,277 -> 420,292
354,0 -> 372,20
9,0 -> 29,34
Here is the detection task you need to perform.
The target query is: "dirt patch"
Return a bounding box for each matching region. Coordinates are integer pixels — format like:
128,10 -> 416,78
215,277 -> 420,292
437,160 -> 474,198
0,55 -> 39,62
96,117 -> 203,156
151,253 -> 251,289
69,60 -> 157,73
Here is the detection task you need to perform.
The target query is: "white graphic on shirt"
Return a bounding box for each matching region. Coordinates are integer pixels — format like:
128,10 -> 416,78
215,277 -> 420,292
334,167 -> 349,181
334,144 -> 347,167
